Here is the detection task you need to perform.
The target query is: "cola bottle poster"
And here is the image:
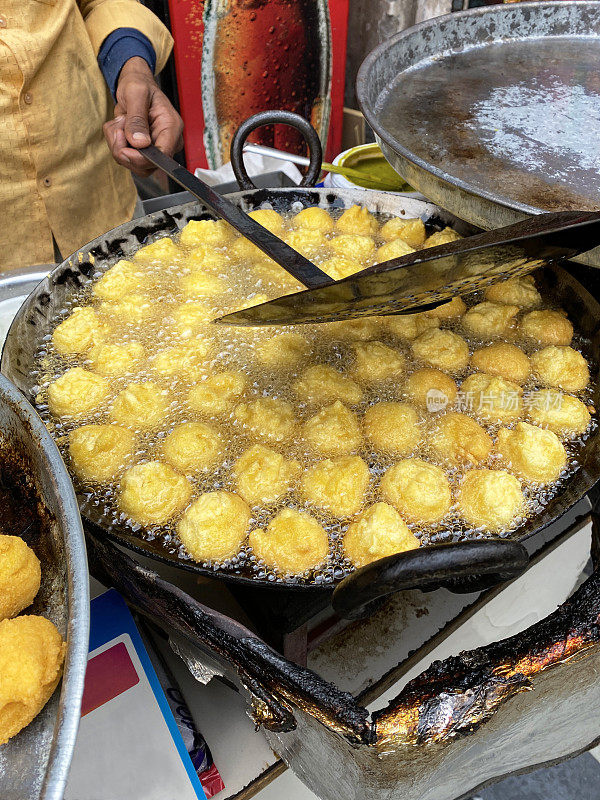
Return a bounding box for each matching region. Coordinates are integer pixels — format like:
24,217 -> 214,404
168,0 -> 349,170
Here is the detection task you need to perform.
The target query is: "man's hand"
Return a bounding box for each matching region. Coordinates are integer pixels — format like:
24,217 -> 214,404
103,57 -> 183,177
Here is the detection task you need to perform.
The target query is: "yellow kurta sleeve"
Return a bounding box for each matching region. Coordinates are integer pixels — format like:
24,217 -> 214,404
77,0 -> 173,73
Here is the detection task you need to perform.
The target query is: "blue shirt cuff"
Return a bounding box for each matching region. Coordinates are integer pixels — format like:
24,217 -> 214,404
98,28 -> 157,101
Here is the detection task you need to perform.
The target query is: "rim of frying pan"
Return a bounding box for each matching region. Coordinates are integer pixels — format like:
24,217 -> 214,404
2,187 -> 599,591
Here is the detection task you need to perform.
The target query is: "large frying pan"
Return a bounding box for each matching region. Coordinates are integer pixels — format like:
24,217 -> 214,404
3,139 -> 600,619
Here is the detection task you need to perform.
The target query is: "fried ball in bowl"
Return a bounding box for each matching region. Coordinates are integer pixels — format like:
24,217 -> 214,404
119,461 -> 192,526
150,340 -> 212,383
330,234 -> 376,263
321,256 -> 363,281
0,536 -> 41,622
162,422 -> 223,474
52,307 -> 109,355
527,389 -> 591,437
249,509 -> 328,575
69,424 -> 136,483
188,371 -> 247,416
386,313 -> 439,341
302,401 -> 362,456
404,368 -> 458,412
233,397 -> 296,443
134,237 -> 183,264
254,332 -> 310,369
92,259 -> 144,301
171,302 -> 214,337
47,367 -> 110,419
381,458 -> 451,524
99,293 -> 154,325
462,301 -> 519,339
179,270 -> 227,298
352,341 -> 405,383
411,329 -> 469,373
375,237 -> 415,263
380,217 -> 426,248
89,341 -> 145,377
471,342 -> 530,385
233,445 -> 301,506
301,455 -> 369,517
430,412 -> 492,466
519,309 -> 573,346
336,205 -> 379,236
425,296 -> 467,320
328,317 -> 383,341
485,275 -> 541,308
110,382 -> 169,429
530,346 -> 589,393
177,491 -> 250,562
185,245 -> 229,273
364,402 -> 422,456
293,365 -> 362,406
180,219 -> 233,248
248,208 -> 285,236
461,373 -> 523,423
497,422 -> 567,484
0,615 -> 66,746
422,227 -> 461,248
293,206 -> 334,233
457,469 -> 524,531
285,229 -> 330,259
343,502 -> 419,568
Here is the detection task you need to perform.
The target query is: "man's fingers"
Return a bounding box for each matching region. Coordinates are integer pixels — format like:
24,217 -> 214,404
151,96 -> 184,157
103,116 -> 132,168
122,83 -> 152,148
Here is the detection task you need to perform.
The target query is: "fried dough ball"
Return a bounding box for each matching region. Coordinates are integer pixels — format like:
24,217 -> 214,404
457,469 -> 524,531
519,309 -> 573,346
231,236 -> 268,263
462,301 -> 519,339
530,346 -> 589,393
133,236 -> 182,264
412,329 -> 469,372
162,422 -> 223,473
471,342 -> 530,385
184,245 -> 229,273
386,313 -> 439,340
485,275 -> 541,308
177,491 -> 250,562
69,424 -> 136,483
321,256 -> 363,280
404,368 -> 458,412
119,461 -> 192,525
527,389 -> 591,437
380,217 -> 426,248
100,293 -> 153,324
330,234 -> 376,262
461,373 -> 523,423
375,237 -> 415,263
180,219 -> 233,248
293,206 -> 334,233
187,371 -> 247,415
352,341 -> 405,383
52,307 -> 109,355
179,270 -> 227,298
302,401 -> 362,456
329,316 -> 383,341
0,615 -> 65,746
425,296 -> 467,320
93,259 -> 144,301
249,509 -> 328,575
293,365 -> 362,406
47,367 -> 110,419
381,458 -> 451,524
301,455 -> 369,517
233,397 -> 296,442
248,209 -> 285,236
89,341 -> 145,377
336,205 -> 378,236
110,382 -> 169,429
423,227 -> 461,248
171,302 -> 214,337
430,412 -> 492,466
285,228 -> 330,258
233,445 -> 301,505
252,258 -> 302,290
364,402 -> 421,456
150,340 -> 211,382
254,332 -> 310,369
497,422 -> 566,484
343,503 -> 419,568
0,536 -> 41,621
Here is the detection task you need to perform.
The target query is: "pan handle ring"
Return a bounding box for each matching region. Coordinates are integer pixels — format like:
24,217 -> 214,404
231,110 -> 323,190
332,539 -> 530,621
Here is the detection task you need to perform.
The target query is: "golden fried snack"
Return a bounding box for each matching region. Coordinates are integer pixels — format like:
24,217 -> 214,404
99,293 -> 154,325
171,302 -> 214,337
89,341 -> 145,377
321,256 -> 363,280
380,217 -> 426,248
457,469 -> 524,531
47,367 -> 110,419
301,455 -> 369,517
231,236 -> 267,263
180,219 -> 233,248
162,422 -> 223,473
233,397 -> 296,442
187,371 -> 247,415
527,389 -> 591,437
69,424 -> 136,483
329,317 -> 383,341
336,205 -> 378,236
293,206 -> 334,233
497,422 -> 566,484
343,503 -> 419,568
93,259 -> 144,301
248,209 -> 285,236
0,536 -> 41,621
381,458 -> 451,524
425,296 -> 467,319
485,275 -> 541,308
352,341 -> 405,383
179,270 -> 227,298
364,402 -> 421,456
471,342 -> 530,385
386,313 -> 439,340
422,227 -> 461,248
462,301 -> 519,339
254,332 -> 310,369
249,509 -> 328,574
330,234 -> 376,262
375,237 -> 414,263
404,368 -> 458,412
430,412 -> 492,466
461,373 -> 523,423
233,445 -> 301,505
133,237 -> 182,264
184,245 -> 229,273
411,329 -> 469,372
110,382 -> 169,429
519,309 -> 573,346
285,228 -> 330,258
293,365 -> 363,405
530,346 -> 589,393
119,461 -> 192,526
52,307 -> 109,355
303,401 -> 362,456
0,615 -> 65,746
177,491 -> 250,562
150,340 -> 211,382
